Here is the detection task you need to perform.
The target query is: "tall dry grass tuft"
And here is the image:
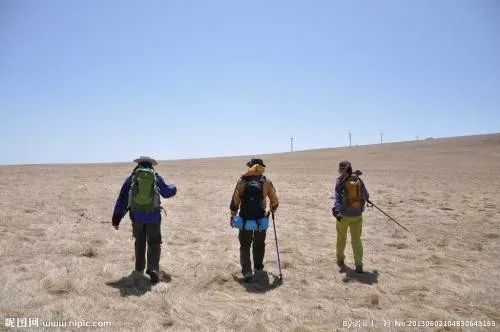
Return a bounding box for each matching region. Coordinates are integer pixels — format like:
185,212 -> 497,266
79,245 -> 97,258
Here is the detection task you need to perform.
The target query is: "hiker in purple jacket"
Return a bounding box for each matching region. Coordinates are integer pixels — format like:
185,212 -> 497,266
332,160 -> 369,273
112,156 -> 177,283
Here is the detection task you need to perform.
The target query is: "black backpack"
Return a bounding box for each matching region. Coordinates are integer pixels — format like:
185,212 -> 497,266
240,176 -> 266,220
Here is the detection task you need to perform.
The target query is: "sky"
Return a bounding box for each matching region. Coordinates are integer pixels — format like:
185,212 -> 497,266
1,0 -> 499,165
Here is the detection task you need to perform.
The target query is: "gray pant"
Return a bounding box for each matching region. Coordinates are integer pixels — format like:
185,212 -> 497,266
132,222 -> 162,273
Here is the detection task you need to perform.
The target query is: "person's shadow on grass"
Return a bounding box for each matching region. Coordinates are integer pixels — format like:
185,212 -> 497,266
340,266 -> 379,285
106,270 -> 173,297
106,271 -> 152,297
232,270 -> 283,293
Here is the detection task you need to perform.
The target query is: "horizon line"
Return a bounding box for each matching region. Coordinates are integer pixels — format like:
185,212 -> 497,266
1,132 -> 498,167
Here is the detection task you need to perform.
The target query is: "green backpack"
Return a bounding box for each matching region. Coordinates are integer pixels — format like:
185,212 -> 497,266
128,167 -> 160,213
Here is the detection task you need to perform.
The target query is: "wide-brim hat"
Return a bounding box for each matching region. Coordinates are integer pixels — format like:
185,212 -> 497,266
246,158 -> 266,168
133,156 -> 158,166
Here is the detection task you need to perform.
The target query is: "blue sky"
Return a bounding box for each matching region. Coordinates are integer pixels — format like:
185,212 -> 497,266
1,0 -> 499,164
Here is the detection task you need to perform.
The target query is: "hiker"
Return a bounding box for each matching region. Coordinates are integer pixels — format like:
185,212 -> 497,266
112,156 -> 177,284
332,160 -> 369,273
230,158 -> 279,282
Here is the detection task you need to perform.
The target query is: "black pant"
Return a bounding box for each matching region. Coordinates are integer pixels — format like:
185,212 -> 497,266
239,230 -> 266,275
132,222 -> 162,273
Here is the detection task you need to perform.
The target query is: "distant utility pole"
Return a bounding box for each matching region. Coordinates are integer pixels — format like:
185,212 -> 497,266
290,137 -> 294,152
380,131 -> 384,144
348,131 -> 352,147
416,136 -> 419,141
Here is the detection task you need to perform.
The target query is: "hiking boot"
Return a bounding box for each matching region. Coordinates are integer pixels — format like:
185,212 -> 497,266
148,270 -> 159,284
355,265 -> 363,273
243,272 -> 253,283
336,258 -> 345,267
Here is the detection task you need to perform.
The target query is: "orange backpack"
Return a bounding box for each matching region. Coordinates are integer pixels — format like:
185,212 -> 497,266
344,175 -> 362,209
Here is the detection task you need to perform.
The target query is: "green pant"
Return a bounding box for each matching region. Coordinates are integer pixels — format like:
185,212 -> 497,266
336,215 -> 363,267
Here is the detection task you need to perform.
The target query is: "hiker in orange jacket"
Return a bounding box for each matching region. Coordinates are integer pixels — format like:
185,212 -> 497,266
230,158 -> 279,282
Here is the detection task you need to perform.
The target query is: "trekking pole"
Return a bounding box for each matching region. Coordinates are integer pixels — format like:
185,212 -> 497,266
367,200 -> 410,233
271,213 -> 283,281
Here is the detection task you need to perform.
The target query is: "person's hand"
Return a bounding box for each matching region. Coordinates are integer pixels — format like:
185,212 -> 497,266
230,210 -> 237,227
332,209 -> 343,222
112,214 -> 121,230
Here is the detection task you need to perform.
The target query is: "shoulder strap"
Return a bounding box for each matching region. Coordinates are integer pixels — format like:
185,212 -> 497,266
258,176 -> 266,194
153,173 -> 159,190
339,176 -> 349,187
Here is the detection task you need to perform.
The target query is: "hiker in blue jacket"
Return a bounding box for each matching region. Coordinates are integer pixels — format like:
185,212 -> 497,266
112,156 -> 177,284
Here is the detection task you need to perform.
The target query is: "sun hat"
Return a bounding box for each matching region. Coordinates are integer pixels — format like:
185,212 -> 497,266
133,156 -> 158,166
246,158 -> 266,168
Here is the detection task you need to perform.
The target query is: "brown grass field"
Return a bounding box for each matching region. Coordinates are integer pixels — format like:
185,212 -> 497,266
1,134 -> 499,331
